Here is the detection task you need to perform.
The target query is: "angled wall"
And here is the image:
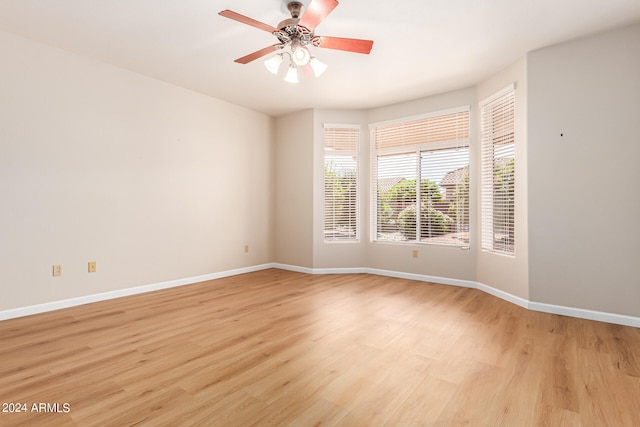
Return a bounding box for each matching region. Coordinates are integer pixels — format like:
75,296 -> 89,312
527,23 -> 640,317
274,109 -> 315,268
475,58 -> 530,301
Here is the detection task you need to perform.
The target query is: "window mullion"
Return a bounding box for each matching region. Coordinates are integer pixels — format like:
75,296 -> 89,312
415,149 -> 421,242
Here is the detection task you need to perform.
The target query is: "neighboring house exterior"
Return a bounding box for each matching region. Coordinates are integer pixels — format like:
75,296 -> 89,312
377,177 -> 406,195
440,165 -> 469,201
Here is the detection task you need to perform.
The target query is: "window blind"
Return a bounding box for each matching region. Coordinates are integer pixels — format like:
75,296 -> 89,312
371,108 -> 470,245
480,86 -> 515,255
374,110 -> 470,151
324,124 -> 360,241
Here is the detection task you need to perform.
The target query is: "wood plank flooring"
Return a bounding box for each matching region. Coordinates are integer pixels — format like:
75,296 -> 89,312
1,268 -> 639,426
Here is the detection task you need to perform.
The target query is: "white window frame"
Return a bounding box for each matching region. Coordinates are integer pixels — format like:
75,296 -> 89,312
480,84 -> 516,256
369,106 -> 470,246
323,123 -> 360,242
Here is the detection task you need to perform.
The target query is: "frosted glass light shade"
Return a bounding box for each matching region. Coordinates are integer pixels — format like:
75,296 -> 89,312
264,54 -> 283,75
284,65 -> 299,84
292,47 -> 310,66
309,57 -> 328,77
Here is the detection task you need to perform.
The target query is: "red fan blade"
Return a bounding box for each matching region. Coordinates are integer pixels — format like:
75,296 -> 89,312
235,45 -> 279,64
298,0 -> 339,31
317,36 -> 374,54
301,63 -> 314,77
219,10 -> 279,33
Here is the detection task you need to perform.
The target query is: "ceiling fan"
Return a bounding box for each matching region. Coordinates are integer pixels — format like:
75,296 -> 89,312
219,0 -> 374,83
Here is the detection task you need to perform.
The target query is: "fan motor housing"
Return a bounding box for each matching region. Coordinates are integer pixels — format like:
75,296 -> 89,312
287,1 -> 303,18
275,1 -> 315,47
279,1 -> 304,30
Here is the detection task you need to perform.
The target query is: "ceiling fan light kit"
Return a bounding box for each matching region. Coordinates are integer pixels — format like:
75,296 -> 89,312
219,0 -> 373,84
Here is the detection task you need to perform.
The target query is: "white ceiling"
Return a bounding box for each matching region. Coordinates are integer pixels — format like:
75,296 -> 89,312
0,0 -> 639,117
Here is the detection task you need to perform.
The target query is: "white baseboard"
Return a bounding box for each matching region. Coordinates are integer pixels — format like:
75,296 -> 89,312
475,282 -> 530,309
0,264 -> 274,322
528,301 -> 640,328
269,263 -> 315,274
271,263 -> 369,275
2,263 -> 638,328
273,264 -> 640,328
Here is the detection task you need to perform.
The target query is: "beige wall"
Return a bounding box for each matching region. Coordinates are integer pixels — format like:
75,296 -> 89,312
527,23 -> 640,316
0,31 -> 274,311
273,110 -> 314,268
475,58 -> 530,300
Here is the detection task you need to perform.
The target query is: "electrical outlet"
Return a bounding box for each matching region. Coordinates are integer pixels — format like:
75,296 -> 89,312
244,245 -> 249,253
412,250 -> 418,258
52,265 -> 62,277
88,261 -> 97,273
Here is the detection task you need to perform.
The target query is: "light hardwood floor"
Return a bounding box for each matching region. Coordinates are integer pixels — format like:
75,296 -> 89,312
1,269 -> 639,426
